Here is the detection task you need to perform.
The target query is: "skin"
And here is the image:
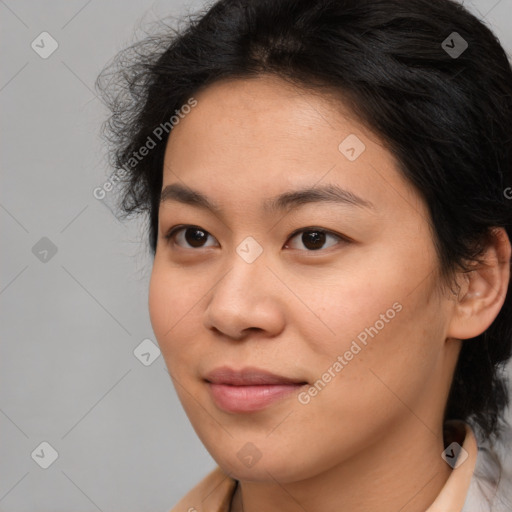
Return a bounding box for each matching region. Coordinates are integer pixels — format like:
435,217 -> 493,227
148,74 -> 511,512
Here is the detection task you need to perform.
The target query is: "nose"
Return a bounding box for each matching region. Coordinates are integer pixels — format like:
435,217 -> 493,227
203,257 -> 286,341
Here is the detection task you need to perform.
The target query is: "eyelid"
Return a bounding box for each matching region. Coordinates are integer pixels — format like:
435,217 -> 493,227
286,226 -> 350,242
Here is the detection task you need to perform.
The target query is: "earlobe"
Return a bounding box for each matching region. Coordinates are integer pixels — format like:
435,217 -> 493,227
447,227 -> 511,341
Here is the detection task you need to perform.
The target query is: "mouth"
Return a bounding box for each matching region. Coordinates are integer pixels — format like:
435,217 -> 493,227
203,366 -> 308,413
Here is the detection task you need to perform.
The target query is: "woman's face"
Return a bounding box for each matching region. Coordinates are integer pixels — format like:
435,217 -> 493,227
148,74 -> 461,482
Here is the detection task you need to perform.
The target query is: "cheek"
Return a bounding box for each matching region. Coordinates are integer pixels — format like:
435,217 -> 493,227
294,257 -> 405,358
148,263 -> 194,353
148,260 -> 215,381
148,265 -> 172,342
309,282 -> 443,426
312,240 -> 436,353
299,252 -> 442,406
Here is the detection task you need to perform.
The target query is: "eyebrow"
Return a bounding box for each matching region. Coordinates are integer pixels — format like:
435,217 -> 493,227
159,182 -> 375,214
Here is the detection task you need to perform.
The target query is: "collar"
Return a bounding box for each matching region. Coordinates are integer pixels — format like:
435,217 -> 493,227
169,464 -> 236,512
426,420 -> 478,511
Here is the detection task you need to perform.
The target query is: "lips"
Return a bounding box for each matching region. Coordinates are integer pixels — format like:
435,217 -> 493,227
204,366 -> 308,413
203,366 -> 307,386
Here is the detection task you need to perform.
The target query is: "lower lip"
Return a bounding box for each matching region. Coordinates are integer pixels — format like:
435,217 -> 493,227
206,382 -> 306,413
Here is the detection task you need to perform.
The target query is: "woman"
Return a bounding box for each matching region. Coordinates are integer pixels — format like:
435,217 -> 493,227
96,0 -> 512,510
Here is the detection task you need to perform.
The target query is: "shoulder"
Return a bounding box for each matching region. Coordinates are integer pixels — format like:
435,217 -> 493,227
169,465 -> 238,512
463,423 -> 512,512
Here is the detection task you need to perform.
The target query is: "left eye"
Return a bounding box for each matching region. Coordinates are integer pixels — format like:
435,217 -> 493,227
284,228 -> 344,251
164,225 -> 346,251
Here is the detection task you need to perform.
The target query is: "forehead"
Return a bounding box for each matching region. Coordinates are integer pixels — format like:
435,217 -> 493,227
161,75 -> 422,218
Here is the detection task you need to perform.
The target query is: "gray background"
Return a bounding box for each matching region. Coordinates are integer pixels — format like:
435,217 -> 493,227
1,1 -> 511,510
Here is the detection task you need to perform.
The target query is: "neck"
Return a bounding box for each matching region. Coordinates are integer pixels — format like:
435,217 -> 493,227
230,418 -> 453,512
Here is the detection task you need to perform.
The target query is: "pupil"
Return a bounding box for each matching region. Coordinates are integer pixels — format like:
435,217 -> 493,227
186,228 -> 207,247
303,231 -> 325,250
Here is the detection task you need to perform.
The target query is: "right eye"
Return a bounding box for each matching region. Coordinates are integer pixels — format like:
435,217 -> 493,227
164,225 -> 219,249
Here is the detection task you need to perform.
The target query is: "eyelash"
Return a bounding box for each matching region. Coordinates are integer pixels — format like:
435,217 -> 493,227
163,224 -> 350,252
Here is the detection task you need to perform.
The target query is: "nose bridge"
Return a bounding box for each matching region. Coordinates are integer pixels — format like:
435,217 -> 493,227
203,243 -> 285,338
218,234 -> 270,298
212,247 -> 272,311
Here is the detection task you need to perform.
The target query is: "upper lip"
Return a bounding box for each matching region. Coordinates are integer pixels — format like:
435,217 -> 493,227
204,366 -> 307,386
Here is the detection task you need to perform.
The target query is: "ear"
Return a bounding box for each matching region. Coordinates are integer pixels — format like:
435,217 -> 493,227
447,227 -> 511,340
